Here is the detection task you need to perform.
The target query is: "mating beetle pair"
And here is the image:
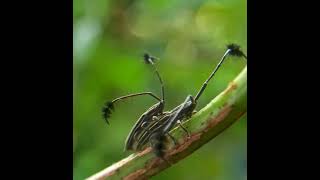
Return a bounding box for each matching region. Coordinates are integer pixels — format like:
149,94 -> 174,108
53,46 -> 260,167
102,44 -> 247,161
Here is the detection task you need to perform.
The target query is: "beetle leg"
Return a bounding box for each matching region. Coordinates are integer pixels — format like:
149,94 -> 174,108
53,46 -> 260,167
177,120 -> 191,138
167,133 -> 177,145
192,110 -> 197,115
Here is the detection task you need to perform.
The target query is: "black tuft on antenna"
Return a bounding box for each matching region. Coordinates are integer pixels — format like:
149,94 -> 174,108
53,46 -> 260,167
102,101 -> 114,125
227,43 -> 246,58
143,53 -> 159,64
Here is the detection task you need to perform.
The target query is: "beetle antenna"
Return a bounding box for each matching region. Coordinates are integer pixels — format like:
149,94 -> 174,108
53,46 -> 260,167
194,44 -> 246,101
143,53 -> 165,102
102,92 -> 161,125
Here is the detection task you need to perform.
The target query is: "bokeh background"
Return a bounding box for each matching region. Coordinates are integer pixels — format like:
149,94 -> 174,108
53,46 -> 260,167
73,0 -> 247,179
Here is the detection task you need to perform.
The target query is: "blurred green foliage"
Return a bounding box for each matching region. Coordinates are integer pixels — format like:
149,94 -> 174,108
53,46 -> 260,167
73,0 -> 246,179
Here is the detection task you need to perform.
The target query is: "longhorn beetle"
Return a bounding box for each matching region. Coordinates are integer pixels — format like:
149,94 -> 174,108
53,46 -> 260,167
132,44 -> 247,159
102,44 -> 247,161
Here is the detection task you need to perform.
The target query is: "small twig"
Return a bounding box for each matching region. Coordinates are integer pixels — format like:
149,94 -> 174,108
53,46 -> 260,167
87,66 -> 247,180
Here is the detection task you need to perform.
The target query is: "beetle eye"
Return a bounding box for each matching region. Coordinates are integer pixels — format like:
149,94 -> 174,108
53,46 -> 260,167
141,121 -> 149,128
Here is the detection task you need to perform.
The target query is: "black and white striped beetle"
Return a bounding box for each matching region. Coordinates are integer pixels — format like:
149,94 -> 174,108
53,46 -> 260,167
102,44 -> 247,162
